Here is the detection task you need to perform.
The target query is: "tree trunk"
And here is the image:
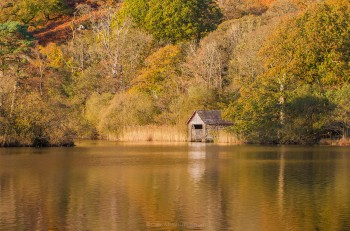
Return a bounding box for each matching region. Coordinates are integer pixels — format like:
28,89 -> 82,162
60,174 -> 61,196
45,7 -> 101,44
39,65 -> 44,96
278,75 -> 285,141
9,80 -> 17,118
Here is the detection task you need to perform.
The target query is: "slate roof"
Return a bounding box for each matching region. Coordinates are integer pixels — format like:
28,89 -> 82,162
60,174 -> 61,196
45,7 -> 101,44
187,110 -> 233,126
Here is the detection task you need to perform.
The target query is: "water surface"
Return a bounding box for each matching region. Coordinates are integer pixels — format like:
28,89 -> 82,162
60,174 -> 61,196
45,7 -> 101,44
0,141 -> 349,230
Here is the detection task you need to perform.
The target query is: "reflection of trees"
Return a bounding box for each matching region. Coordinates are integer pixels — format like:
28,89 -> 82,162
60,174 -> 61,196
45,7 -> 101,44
278,147 -> 285,213
0,145 -> 350,230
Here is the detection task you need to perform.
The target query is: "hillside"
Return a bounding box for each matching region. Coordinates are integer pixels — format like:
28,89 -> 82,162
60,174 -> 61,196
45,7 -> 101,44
28,0 -> 276,44
32,1 -> 120,44
1,0 -> 350,147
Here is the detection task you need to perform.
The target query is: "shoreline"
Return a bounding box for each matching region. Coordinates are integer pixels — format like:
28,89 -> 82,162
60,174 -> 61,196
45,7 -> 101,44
1,135 -> 349,148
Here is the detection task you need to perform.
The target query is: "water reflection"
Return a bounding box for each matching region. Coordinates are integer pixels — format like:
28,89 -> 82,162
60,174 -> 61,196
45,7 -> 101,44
0,143 -> 349,230
188,143 -> 206,183
278,147 -> 285,213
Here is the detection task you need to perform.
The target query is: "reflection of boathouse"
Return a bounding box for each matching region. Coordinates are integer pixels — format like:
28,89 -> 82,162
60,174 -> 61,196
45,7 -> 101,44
187,110 -> 232,142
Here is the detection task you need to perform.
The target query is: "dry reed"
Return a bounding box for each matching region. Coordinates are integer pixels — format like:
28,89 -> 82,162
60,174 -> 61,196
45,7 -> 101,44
215,129 -> 243,144
106,125 -> 187,142
338,137 -> 350,146
104,125 -> 242,144
319,137 -> 350,146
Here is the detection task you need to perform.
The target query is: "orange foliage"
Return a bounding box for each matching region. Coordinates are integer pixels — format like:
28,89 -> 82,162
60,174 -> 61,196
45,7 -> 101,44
246,0 -> 276,6
131,45 -> 183,94
261,0 -> 275,5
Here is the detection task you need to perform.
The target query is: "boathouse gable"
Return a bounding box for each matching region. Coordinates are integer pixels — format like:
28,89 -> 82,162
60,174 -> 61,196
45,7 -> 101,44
188,113 -> 205,126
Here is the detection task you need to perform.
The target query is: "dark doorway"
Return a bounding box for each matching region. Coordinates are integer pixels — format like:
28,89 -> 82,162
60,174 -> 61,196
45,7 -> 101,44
192,124 -> 203,142
194,125 -> 203,129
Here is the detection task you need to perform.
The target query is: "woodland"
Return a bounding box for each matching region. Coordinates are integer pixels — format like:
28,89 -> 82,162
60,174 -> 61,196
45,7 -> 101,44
0,0 -> 349,146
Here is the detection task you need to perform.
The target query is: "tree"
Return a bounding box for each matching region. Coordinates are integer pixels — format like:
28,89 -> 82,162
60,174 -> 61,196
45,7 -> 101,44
119,0 -> 149,27
217,0 -> 273,19
121,0 -> 223,43
0,0 -> 71,25
61,8 -> 152,107
281,86 -> 334,144
0,21 -> 33,57
227,76 -> 281,143
228,15 -> 274,87
131,45 -> 183,94
0,21 -> 33,117
229,0 -> 350,144
327,84 -> 350,139
0,22 -> 76,146
7,92 -> 75,146
262,0 -> 350,88
98,92 -> 155,138
185,40 -> 225,89
131,45 -> 184,123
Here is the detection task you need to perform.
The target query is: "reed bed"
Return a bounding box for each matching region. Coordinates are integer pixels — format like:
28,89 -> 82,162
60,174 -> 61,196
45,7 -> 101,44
106,125 -> 188,142
104,125 -> 242,144
215,130 -> 243,144
338,137 -> 350,146
318,137 -> 350,146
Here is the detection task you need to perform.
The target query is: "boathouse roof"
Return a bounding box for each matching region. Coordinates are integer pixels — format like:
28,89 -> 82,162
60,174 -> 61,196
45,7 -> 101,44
187,110 -> 232,126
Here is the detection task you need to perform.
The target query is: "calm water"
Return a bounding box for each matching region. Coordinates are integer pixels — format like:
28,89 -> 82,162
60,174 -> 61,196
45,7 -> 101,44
0,141 -> 349,231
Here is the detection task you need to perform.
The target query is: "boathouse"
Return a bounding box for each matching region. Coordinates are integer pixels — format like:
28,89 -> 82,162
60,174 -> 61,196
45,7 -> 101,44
187,110 -> 232,142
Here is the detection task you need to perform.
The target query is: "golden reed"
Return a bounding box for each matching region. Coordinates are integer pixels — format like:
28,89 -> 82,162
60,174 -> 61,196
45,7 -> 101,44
104,125 -> 241,144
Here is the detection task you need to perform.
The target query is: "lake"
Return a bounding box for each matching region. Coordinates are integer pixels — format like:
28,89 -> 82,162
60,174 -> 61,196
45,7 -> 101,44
0,141 -> 349,230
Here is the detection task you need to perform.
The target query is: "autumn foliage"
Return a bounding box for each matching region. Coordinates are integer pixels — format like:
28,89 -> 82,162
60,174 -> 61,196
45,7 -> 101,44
1,0 -> 350,146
